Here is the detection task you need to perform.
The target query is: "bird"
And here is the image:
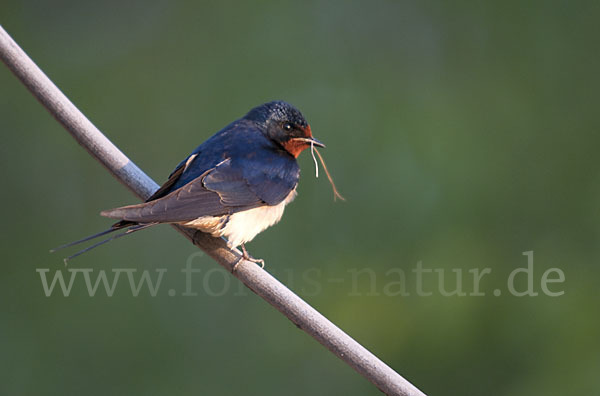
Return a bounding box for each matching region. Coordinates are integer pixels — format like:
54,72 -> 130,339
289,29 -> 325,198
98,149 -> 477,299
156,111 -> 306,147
53,100 -> 327,265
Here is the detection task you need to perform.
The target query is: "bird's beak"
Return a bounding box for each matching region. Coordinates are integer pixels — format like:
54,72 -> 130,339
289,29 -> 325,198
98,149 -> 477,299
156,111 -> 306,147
292,137 -> 326,148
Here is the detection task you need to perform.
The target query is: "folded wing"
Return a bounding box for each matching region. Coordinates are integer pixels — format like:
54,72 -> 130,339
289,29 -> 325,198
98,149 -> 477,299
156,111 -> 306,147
100,157 -> 296,223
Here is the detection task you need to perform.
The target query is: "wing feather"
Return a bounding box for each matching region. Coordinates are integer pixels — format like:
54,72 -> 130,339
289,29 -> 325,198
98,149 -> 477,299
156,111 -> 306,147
101,159 -> 263,223
144,153 -> 198,202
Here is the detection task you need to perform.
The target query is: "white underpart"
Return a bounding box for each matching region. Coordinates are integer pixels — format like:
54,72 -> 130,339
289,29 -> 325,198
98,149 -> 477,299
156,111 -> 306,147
183,189 -> 297,248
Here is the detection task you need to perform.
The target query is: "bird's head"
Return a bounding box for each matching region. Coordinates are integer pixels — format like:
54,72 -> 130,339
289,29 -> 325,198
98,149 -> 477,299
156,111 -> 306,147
245,100 -> 324,158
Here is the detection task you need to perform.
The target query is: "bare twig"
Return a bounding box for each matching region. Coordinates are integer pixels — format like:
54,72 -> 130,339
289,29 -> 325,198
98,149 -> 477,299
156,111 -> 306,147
0,25 -> 426,396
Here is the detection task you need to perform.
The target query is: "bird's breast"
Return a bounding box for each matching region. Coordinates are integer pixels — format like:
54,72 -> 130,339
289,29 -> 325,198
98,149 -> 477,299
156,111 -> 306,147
182,189 -> 297,247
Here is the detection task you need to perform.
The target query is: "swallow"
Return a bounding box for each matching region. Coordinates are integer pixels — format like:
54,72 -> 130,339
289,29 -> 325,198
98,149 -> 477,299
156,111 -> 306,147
53,101 -> 326,264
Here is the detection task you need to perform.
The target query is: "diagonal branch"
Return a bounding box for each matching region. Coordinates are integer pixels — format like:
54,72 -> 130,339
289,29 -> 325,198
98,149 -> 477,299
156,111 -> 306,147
0,25 -> 426,396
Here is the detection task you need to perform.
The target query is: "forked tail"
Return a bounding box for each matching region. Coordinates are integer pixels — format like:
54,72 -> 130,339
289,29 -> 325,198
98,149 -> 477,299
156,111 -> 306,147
50,221 -> 156,264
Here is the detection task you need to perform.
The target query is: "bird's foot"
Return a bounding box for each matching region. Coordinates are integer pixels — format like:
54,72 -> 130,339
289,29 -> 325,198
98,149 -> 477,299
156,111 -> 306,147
232,244 -> 265,272
242,244 -> 265,268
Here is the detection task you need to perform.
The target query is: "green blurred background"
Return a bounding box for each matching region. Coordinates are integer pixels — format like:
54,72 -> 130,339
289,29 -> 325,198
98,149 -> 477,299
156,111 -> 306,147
1,1 -> 599,395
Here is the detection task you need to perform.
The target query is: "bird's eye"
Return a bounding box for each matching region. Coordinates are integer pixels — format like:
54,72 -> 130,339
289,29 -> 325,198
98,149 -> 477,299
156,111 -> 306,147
283,123 -> 293,131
